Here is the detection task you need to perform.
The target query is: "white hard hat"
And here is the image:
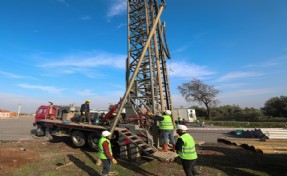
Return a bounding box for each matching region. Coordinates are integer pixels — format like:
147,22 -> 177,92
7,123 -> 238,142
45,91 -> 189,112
102,130 -> 111,137
177,124 -> 188,131
164,110 -> 171,115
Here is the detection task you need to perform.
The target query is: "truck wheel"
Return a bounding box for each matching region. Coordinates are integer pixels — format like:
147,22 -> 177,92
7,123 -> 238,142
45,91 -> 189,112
71,130 -> 86,147
36,126 -> 45,136
88,132 -> 100,150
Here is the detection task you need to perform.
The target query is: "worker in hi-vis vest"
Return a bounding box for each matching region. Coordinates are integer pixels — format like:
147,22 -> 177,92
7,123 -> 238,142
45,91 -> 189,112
175,125 -> 198,176
97,130 -> 117,176
147,110 -> 176,152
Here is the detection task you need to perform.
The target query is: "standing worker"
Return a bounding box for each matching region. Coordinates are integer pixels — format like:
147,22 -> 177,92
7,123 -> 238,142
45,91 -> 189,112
175,125 -> 198,176
147,110 -> 176,152
98,130 -> 118,176
80,100 -> 91,124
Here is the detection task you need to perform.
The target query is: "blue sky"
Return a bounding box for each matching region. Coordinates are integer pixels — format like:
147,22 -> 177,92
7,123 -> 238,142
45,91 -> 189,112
0,0 -> 287,113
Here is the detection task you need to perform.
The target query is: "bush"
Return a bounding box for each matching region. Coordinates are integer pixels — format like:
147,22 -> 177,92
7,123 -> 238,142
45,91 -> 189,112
210,105 -> 264,121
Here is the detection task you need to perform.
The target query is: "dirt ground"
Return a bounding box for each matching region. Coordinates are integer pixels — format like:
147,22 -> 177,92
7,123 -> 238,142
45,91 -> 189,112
1,137 -> 287,176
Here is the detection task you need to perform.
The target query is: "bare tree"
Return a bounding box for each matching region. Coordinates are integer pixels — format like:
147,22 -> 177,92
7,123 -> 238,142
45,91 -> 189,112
178,78 -> 220,120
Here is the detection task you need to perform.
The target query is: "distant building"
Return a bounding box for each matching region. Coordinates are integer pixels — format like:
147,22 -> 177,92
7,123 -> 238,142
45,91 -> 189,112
10,112 -> 17,117
173,108 -> 197,122
0,109 -> 11,118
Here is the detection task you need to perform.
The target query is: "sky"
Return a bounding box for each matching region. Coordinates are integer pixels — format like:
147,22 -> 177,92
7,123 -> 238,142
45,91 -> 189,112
0,0 -> 287,113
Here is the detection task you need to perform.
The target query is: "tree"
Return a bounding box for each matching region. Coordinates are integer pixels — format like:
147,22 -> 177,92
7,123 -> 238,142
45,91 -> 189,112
178,78 -> 219,120
212,105 -> 263,121
261,96 -> 287,118
190,106 -> 207,119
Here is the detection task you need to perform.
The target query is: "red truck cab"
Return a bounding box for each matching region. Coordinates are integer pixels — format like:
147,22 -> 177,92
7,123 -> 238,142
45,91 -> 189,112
34,104 -> 59,124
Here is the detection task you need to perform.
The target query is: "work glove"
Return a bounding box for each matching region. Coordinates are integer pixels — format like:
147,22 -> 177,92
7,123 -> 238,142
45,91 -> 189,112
112,158 -> 117,164
146,111 -> 154,117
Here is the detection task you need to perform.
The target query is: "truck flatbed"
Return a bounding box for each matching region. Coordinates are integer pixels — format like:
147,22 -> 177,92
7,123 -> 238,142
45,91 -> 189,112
37,119 -> 107,130
35,119 -> 178,162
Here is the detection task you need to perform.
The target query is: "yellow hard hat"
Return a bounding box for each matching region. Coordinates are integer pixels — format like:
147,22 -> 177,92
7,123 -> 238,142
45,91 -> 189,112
86,99 -> 91,103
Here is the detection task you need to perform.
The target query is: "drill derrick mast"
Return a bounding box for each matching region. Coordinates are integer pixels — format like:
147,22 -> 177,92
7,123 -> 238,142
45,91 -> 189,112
110,0 -> 173,146
126,0 -> 172,117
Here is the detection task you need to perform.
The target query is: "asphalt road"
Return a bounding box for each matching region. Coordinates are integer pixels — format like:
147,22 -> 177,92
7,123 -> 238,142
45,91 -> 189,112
0,118 -> 232,143
0,118 -> 35,141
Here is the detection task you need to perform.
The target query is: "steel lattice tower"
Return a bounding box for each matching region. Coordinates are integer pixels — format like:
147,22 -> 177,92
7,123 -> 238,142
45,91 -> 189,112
126,0 -> 172,116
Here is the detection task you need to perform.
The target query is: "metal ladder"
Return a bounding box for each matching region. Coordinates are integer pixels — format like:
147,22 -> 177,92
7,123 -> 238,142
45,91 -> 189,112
118,128 -> 158,157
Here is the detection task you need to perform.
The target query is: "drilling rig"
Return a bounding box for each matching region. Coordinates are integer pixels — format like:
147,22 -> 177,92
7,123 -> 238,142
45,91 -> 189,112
110,0 -> 174,148
33,0 -> 177,161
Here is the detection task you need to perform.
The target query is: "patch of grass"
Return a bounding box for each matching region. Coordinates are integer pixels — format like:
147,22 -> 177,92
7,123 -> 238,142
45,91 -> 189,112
5,140 -> 287,176
11,161 -> 43,176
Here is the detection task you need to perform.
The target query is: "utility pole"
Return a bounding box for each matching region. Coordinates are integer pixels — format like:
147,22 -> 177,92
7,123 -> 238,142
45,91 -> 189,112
17,104 -> 21,118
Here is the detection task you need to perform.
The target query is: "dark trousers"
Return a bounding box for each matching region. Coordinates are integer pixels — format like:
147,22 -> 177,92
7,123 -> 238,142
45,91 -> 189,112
182,159 -> 197,176
81,113 -> 91,123
101,159 -> 112,175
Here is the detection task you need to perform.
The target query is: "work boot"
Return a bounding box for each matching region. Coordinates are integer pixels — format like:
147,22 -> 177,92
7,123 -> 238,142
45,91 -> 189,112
172,144 -> 176,152
159,144 -> 168,152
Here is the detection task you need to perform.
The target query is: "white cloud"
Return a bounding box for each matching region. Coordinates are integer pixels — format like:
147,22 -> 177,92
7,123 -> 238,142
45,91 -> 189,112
215,83 -> 246,89
169,62 -> 215,79
214,71 -> 263,82
116,23 -> 126,29
36,52 -> 126,77
0,71 -> 23,78
173,44 -> 190,53
219,88 -> 274,98
107,0 -> 126,17
76,89 -> 96,96
218,88 -> 277,108
17,84 -> 65,94
38,52 -> 126,70
245,55 -> 287,68
245,61 -> 279,68
0,71 -> 36,80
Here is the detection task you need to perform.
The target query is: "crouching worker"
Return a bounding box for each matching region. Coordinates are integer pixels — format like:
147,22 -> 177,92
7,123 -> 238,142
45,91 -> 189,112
175,125 -> 198,176
98,130 -> 118,176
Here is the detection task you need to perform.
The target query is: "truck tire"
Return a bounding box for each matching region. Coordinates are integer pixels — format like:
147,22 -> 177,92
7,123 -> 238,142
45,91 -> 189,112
71,130 -> 86,147
36,126 -> 45,136
88,132 -> 100,150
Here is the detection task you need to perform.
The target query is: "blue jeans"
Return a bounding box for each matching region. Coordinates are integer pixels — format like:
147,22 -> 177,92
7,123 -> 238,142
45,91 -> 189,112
162,129 -> 175,144
101,159 -> 112,175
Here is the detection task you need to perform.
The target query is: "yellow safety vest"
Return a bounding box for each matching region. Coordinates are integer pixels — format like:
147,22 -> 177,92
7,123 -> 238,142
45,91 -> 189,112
98,137 -> 112,159
159,115 -> 174,130
178,133 -> 198,160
